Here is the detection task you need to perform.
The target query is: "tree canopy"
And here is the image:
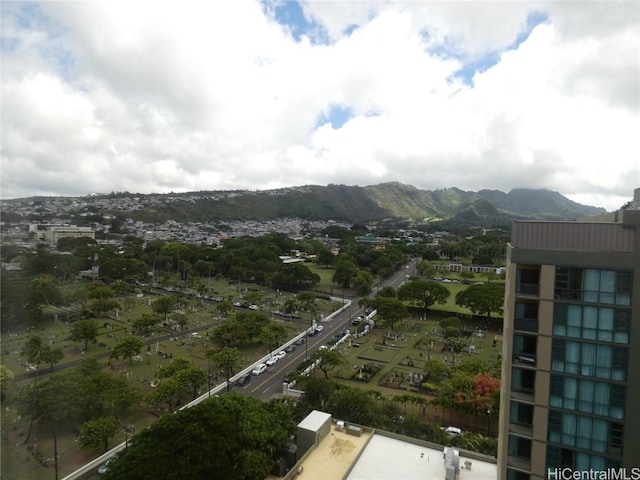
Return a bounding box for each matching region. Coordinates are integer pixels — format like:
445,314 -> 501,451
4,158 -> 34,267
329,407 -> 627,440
455,283 -> 504,320
103,394 -> 295,480
397,280 -> 450,319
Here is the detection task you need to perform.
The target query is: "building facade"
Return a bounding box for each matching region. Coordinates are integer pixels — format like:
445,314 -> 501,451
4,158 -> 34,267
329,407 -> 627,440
29,224 -> 95,244
498,189 -> 640,479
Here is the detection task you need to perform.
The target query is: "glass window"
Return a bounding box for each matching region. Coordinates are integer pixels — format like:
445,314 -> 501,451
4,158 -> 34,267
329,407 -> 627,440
555,268 -> 632,306
507,469 -> 530,480
549,374 -> 626,420
508,435 -> 532,458
553,304 -> 630,345
510,401 -> 533,426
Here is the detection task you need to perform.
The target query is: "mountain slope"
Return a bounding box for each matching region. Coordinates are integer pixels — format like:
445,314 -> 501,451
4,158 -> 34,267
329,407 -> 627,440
477,188 -> 605,219
5,184 -> 607,226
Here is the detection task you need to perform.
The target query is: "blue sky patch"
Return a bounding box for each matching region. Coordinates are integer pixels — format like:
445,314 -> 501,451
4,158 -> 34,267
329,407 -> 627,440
264,0 -> 330,45
316,104 -> 354,129
449,10 -> 549,87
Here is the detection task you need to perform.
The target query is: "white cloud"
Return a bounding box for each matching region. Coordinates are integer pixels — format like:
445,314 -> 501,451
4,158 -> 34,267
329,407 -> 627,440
1,0 -> 638,212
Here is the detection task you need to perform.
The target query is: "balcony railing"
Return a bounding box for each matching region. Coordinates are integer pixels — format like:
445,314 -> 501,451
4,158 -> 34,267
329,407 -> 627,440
514,317 -> 538,333
516,283 -> 539,296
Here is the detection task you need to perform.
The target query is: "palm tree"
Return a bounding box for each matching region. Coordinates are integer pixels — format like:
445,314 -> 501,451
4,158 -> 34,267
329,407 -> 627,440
22,335 -> 45,443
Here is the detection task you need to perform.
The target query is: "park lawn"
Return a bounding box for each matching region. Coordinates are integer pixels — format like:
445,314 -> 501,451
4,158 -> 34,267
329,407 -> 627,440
306,263 -> 335,286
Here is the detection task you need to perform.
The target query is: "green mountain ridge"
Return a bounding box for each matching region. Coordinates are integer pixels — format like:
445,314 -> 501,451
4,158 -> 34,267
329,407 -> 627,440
4,183 -> 607,226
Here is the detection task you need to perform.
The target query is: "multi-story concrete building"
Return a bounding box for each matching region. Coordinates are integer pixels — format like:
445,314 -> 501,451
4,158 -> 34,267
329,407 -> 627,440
498,189 -> 640,479
29,224 -> 95,245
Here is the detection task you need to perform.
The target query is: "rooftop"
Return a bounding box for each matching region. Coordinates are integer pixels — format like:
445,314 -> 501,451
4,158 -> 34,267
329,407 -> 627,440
290,421 -> 496,480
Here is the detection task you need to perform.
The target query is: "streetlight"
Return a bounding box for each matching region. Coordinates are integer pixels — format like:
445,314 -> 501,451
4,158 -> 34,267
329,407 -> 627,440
208,355 -> 211,397
123,424 -> 135,448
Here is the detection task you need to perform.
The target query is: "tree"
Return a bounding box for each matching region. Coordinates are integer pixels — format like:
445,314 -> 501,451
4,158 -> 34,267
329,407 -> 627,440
26,274 -> 64,321
111,279 -> 130,296
471,372 -> 501,413
26,370 -> 84,427
332,259 -> 358,288
150,378 -> 183,413
311,349 -> 347,380
209,347 -> 241,393
79,416 -> 119,452
40,346 -> 64,371
459,270 -> 475,282
210,320 -> 247,348
172,312 -> 188,331
85,297 -> 120,317
317,248 -> 335,268
435,371 -> 475,415
332,387 -> 381,427
423,359 -> 449,383
132,314 -> 161,335
455,283 -> 504,321
271,263 -> 320,290
440,317 -> 462,331
397,280 -> 450,319
370,296 -> 407,330
22,334 -> 45,442
416,260 -> 436,278
156,359 -> 207,400
0,365 -> 14,401
375,286 -> 397,298
236,312 -> 270,345
103,394 -> 295,480
152,295 -> 177,322
111,337 -> 144,365
216,300 -> 233,316
80,368 -> 142,419
296,291 -> 317,311
352,270 -> 374,295
68,319 -> 100,350
258,322 -> 288,352
283,297 -> 299,315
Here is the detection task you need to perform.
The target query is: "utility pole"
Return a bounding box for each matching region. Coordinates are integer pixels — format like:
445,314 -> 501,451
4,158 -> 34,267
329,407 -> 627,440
53,428 -> 59,480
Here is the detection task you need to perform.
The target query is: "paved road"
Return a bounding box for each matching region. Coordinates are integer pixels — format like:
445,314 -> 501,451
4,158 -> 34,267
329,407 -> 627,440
237,258 -> 418,401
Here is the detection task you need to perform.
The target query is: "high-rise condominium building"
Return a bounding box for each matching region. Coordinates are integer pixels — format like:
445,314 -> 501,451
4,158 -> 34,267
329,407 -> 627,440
498,188 -> 640,479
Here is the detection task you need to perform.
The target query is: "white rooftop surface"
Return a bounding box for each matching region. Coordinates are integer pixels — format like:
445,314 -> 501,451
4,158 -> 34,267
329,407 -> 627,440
298,410 -> 332,432
346,434 -> 497,480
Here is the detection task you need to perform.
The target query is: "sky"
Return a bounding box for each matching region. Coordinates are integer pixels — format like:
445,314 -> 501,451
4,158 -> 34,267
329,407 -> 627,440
1,1 -> 639,212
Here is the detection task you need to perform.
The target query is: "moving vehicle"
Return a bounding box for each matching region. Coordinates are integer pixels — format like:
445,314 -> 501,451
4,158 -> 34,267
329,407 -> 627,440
235,373 -> 251,387
276,351 -> 286,359
266,356 -> 279,366
252,363 -> 267,375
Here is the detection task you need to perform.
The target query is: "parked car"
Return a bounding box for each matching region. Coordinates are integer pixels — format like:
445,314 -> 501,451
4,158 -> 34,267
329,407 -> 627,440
235,373 -> 251,387
252,363 -> 267,375
315,325 -> 324,332
276,351 -> 286,360
266,356 -> 279,366
444,426 -> 462,437
98,458 -> 114,475
285,344 -> 296,353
